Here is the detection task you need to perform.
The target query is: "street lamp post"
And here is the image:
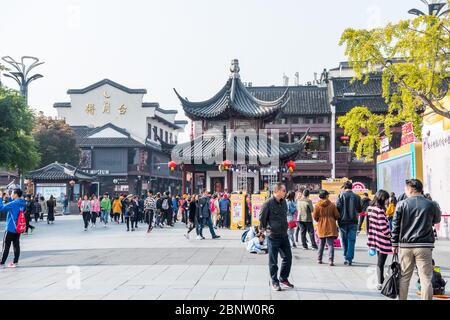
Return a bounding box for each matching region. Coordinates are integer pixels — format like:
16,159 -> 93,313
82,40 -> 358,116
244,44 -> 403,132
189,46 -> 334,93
1,56 -> 44,105
408,0 -> 449,17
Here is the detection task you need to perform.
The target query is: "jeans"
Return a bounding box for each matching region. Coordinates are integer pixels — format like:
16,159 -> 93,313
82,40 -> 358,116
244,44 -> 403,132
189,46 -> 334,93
1,231 -> 21,264
200,216 -> 217,238
101,210 -> 109,224
388,217 -> 393,231
318,237 -> 335,262
63,206 -> 68,215
339,224 -> 357,263
298,222 -> 317,249
267,235 -> 292,284
399,248 -> 433,300
287,228 -> 296,246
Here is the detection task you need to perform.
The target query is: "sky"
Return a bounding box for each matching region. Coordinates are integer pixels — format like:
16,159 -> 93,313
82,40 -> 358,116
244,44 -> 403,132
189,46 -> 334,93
1,0 -> 417,140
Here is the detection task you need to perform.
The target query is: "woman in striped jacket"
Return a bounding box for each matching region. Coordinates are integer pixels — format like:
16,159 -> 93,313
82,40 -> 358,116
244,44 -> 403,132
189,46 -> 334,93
366,189 -> 392,290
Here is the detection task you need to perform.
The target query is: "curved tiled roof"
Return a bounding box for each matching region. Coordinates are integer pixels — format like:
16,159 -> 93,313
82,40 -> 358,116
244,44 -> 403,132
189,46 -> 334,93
170,130 -> 310,163
174,76 -> 290,120
72,123 -> 145,148
26,163 -> 96,181
248,86 -> 330,115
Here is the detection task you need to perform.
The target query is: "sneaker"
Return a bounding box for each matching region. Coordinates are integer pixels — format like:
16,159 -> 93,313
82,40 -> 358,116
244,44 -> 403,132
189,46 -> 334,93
7,262 -> 17,268
376,284 -> 383,290
280,280 -> 294,289
302,247 -> 309,250
212,235 -> 221,239
272,283 -> 281,291
184,232 -> 189,239
317,260 -> 323,264
84,228 -> 87,231
131,229 -> 135,231
329,261 -> 335,266
312,246 -> 318,251
196,235 -> 202,240
127,229 -> 130,232
344,260 -> 349,265
292,243 -> 297,248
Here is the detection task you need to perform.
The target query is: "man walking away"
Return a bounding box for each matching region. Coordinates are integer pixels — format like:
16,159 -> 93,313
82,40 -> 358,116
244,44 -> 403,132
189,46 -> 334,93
296,189 -> 317,250
0,188 -> 26,268
155,193 -> 163,228
33,197 -> 41,223
259,182 -> 294,291
219,194 -> 231,229
63,196 -> 69,215
24,195 -> 35,234
198,191 -> 220,239
392,179 -> 441,300
336,181 -> 362,266
357,193 -> 371,234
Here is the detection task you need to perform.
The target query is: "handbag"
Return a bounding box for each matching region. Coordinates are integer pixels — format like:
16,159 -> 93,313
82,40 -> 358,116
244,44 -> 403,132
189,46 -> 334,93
381,253 -> 401,299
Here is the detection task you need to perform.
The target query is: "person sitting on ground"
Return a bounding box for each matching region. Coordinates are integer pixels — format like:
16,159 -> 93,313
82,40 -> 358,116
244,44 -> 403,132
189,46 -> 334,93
247,232 -> 267,254
417,259 -> 447,296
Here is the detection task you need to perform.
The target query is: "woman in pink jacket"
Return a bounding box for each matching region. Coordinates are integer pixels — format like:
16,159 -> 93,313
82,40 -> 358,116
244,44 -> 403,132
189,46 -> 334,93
90,195 -> 101,228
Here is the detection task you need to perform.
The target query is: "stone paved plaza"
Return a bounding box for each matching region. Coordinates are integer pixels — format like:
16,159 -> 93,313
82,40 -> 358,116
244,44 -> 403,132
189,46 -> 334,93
0,216 -> 449,300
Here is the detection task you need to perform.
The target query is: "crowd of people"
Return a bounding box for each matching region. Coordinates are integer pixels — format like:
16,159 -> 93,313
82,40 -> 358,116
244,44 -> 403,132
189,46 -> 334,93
257,179 -> 444,299
0,178 -> 446,300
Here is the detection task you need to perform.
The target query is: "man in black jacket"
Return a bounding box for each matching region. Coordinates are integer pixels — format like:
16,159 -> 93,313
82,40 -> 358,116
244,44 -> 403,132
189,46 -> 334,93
259,182 -> 293,291
392,179 -> 441,300
357,193 -> 370,233
198,190 -> 220,239
336,181 -> 362,266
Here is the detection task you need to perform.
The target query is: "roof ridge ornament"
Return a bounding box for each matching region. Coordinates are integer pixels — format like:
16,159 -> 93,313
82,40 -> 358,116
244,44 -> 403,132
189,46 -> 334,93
230,59 -> 240,79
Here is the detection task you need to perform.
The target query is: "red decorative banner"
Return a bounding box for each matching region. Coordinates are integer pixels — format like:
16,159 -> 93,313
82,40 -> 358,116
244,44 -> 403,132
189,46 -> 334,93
401,133 -> 415,146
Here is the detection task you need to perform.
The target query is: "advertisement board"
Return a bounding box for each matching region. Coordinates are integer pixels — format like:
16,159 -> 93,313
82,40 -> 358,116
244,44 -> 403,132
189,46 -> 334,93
230,194 -> 245,230
423,130 -> 450,237
251,194 -> 267,226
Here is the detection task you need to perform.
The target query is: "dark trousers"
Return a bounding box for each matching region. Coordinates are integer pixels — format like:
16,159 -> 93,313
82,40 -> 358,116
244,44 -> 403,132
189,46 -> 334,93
34,213 -> 40,223
114,213 -> 120,222
1,231 -> 21,264
91,212 -> 98,224
82,212 -> 91,229
377,252 -> 388,285
267,235 -> 292,284
121,212 -> 124,223
358,214 -> 366,232
126,216 -> 136,230
297,222 -> 317,249
200,216 -> 217,238
318,237 -> 335,262
25,213 -> 35,233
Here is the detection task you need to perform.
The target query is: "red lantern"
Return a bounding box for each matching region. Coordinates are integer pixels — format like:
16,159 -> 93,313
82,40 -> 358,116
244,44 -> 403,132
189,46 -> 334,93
340,136 -> 350,142
168,161 -> 177,172
286,160 -> 296,173
222,160 -> 232,171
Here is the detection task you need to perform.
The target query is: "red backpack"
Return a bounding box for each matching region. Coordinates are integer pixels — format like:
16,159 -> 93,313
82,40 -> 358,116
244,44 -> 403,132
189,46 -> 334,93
13,210 -> 27,234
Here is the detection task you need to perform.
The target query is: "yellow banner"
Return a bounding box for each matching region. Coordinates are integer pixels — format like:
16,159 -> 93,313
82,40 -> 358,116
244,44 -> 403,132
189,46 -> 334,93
230,194 -> 245,230
251,194 -> 267,227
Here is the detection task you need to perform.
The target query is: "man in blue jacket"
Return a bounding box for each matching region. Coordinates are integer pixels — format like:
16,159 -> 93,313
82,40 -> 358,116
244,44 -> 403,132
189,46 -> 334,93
0,188 -> 26,268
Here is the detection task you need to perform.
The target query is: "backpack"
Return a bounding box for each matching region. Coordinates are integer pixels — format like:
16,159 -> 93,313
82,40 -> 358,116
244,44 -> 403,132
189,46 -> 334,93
12,210 -> 27,234
162,198 -> 169,210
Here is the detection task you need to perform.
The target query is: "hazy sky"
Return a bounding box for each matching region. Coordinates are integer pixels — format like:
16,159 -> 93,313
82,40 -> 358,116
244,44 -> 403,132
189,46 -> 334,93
1,0 -> 416,132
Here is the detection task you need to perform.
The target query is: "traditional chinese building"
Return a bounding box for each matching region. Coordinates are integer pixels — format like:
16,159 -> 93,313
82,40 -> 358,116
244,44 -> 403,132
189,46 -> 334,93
164,60 -> 399,194
163,60 -> 308,194
54,79 -> 188,196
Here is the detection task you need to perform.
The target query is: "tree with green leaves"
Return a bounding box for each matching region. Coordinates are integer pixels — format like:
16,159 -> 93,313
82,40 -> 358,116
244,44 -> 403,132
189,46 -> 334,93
32,112 -> 80,167
0,86 -> 41,172
337,0 -> 450,160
